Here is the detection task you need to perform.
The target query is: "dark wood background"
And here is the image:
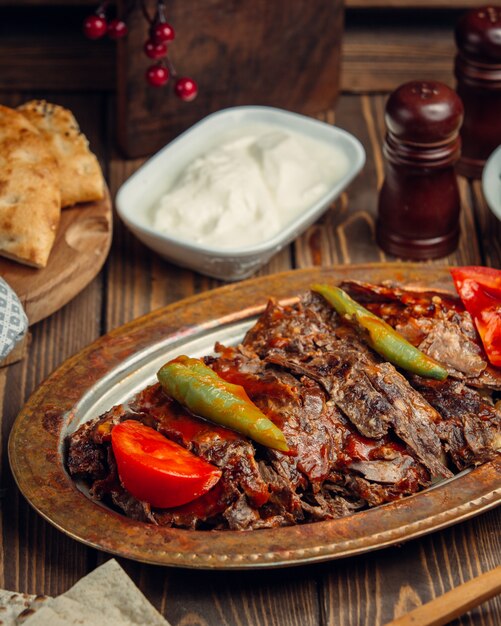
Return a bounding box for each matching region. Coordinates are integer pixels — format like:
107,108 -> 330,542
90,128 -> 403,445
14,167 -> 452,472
0,1 -> 499,624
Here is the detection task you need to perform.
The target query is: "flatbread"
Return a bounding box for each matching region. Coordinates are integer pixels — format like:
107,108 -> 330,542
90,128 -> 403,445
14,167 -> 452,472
0,589 -> 50,625
21,596 -> 114,626
5,560 -> 171,626
18,100 -> 104,208
0,105 -> 61,268
61,559 -> 169,625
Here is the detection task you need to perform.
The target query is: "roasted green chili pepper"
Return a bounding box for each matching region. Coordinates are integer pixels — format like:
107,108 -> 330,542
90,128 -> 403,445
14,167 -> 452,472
157,355 -> 289,452
311,283 -> 448,381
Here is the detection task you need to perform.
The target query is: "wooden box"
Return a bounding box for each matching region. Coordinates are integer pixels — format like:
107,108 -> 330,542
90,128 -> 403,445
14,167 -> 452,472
117,0 -> 344,157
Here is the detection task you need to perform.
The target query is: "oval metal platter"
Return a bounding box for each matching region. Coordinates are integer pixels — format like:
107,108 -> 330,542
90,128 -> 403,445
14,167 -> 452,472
8,263 -> 501,569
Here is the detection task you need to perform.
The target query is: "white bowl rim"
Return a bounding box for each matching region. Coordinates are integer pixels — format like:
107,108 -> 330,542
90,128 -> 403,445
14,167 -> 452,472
115,105 -> 366,258
482,144 -> 501,221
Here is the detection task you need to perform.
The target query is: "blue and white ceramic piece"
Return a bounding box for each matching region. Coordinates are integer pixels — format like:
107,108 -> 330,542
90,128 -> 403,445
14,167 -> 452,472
0,277 -> 28,361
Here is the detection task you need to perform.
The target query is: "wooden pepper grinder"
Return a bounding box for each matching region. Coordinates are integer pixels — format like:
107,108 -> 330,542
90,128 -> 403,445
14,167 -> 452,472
455,5 -> 501,178
376,81 -> 464,260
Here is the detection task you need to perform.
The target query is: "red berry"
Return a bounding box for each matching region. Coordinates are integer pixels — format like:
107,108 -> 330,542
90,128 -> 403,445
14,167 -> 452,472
83,14 -> 108,39
144,39 -> 168,60
146,64 -> 169,87
152,22 -> 175,43
107,19 -> 128,40
174,77 -> 198,102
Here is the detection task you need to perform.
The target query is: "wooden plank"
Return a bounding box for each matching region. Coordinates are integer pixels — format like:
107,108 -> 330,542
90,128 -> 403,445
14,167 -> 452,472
0,5 -> 115,91
116,0 -> 344,157
385,566 -> 501,626
321,512 -> 501,625
0,0 -> 479,8
0,1 -> 94,5
0,3 -> 462,95
0,42 -> 115,92
341,25 -> 457,93
346,0 -> 485,7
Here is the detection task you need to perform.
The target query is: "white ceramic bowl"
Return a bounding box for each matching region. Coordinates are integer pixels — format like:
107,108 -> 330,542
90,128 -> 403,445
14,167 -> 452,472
116,106 -> 366,281
482,144 -> 501,221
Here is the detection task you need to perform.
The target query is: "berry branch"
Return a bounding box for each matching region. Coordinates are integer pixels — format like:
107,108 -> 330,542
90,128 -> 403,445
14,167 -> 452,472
83,0 -> 198,99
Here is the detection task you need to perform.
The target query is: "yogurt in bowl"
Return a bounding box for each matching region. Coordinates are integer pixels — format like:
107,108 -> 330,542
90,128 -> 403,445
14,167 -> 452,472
152,124 -> 351,250
116,106 -> 365,281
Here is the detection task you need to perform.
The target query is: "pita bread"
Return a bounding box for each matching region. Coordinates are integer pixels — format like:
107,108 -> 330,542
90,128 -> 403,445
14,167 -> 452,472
0,105 -> 61,268
18,100 -> 104,208
0,560 -> 171,626
21,596 -> 114,626
61,559 -> 169,625
0,589 -> 50,625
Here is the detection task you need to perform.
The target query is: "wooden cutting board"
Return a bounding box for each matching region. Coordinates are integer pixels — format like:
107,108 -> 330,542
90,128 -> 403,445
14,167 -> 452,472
0,187 -> 112,326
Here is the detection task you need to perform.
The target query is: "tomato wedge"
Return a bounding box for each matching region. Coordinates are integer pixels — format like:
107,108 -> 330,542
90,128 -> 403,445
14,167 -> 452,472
450,266 -> 501,367
111,420 -> 222,508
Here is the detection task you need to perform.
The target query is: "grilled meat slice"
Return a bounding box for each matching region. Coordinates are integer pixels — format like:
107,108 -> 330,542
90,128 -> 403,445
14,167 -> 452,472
209,343 -> 341,488
244,296 -> 451,478
66,404 -> 124,480
153,476 -> 242,529
129,383 -> 270,508
211,342 -> 431,504
340,280 -> 501,390
411,377 -> 501,469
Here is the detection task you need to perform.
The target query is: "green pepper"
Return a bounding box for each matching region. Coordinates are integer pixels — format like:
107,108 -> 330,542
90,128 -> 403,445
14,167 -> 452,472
157,355 -> 289,452
311,283 -> 448,381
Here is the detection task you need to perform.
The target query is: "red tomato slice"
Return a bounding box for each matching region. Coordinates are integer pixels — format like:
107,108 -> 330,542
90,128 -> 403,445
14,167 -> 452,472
111,420 -> 222,508
450,266 -> 501,367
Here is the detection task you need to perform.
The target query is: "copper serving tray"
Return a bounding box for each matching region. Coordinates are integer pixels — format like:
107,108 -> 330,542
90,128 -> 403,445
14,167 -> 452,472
8,264 -> 501,569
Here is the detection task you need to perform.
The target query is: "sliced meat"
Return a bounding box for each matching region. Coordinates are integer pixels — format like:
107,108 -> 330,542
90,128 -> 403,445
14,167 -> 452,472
350,457 -> 417,484
411,377 -> 501,469
66,404 -> 125,479
212,341 -> 432,504
341,280 -> 501,390
369,363 -> 450,478
248,297 -> 451,478
130,383 -> 270,508
66,417 -> 108,480
210,344 -> 342,488
153,477 -> 240,530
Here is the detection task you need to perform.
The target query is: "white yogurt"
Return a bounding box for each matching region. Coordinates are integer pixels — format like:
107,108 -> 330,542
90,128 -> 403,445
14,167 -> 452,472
152,123 -> 350,250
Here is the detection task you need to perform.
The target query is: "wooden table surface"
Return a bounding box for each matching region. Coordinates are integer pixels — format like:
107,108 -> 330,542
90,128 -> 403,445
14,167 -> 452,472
0,91 -> 500,626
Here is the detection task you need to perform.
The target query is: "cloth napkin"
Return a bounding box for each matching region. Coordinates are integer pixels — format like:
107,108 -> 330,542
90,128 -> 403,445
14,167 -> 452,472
0,277 -> 28,361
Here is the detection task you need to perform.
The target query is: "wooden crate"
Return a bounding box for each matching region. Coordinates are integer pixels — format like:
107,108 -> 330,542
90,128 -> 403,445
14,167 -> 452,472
116,0 -> 344,157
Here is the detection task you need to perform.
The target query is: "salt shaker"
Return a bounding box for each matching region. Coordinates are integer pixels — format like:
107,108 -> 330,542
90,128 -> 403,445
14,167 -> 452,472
376,81 -> 464,260
455,5 -> 501,178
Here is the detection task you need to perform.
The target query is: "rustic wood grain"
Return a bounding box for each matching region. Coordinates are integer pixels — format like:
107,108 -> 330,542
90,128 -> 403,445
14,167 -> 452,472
0,0 -> 483,7
386,566 -> 501,626
346,0 -> 486,7
341,23 -> 457,93
0,4 -> 466,96
116,0 -> 344,157
0,6 -> 115,91
0,0 -> 95,4
0,88 -> 499,626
